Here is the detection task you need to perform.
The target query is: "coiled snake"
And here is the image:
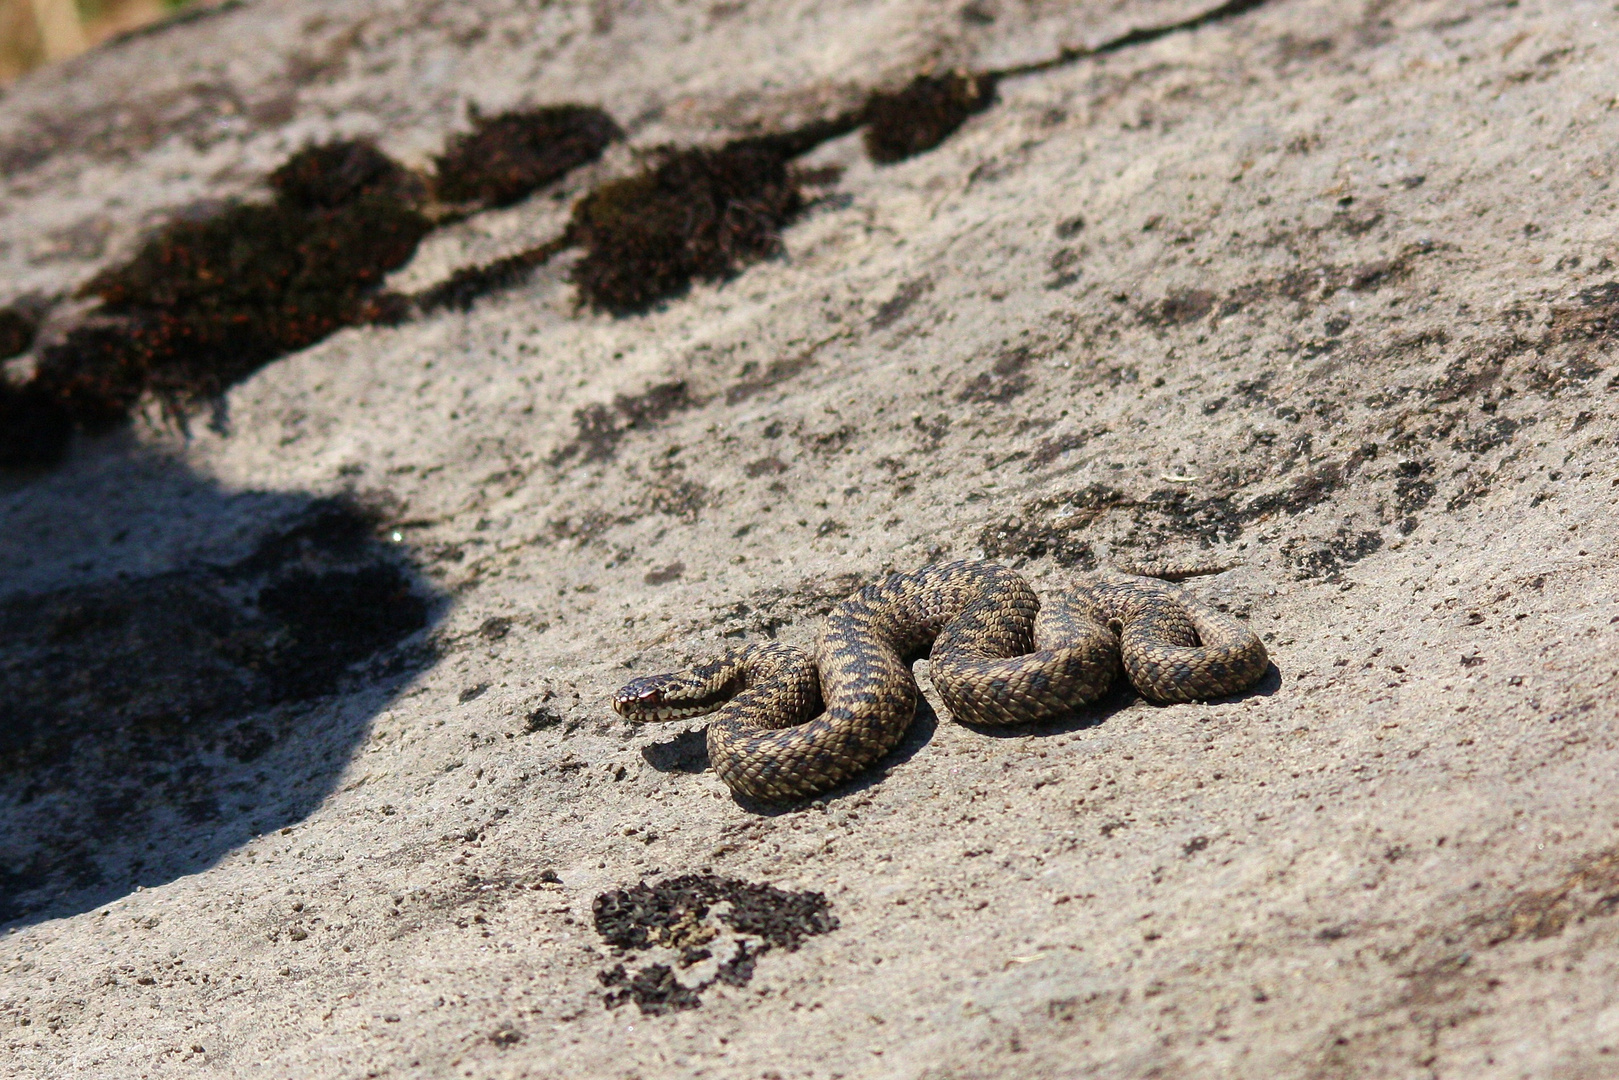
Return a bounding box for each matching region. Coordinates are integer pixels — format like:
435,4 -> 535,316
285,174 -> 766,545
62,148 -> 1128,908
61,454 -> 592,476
613,560 -> 1268,802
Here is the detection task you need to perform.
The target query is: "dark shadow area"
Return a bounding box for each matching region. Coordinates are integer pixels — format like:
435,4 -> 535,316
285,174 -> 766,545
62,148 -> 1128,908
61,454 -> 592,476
1225,660 -> 1283,700
0,445 -> 446,929
641,727 -> 711,775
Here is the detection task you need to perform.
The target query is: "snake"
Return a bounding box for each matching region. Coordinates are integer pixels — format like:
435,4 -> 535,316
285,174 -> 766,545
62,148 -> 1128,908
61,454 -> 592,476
612,560 -> 1268,803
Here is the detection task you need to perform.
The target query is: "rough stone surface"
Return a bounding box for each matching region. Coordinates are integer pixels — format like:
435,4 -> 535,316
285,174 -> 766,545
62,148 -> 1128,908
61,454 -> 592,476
3,1 -> 1619,1077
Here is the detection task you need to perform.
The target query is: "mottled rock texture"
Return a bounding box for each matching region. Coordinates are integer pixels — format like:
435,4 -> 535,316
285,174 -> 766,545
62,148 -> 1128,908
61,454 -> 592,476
2,1 -> 1618,1077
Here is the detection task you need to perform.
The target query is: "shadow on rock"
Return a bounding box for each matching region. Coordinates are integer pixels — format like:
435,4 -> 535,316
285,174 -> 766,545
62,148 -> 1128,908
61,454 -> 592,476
1233,661 -> 1284,700
640,727 -> 710,775
0,446 -> 445,928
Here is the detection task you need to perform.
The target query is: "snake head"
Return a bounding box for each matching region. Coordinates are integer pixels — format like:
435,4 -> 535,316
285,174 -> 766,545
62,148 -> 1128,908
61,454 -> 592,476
612,678 -> 668,719
612,672 -> 729,722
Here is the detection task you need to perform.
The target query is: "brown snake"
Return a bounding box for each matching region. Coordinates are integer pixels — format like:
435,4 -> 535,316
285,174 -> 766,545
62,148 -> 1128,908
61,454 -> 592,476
612,560 -> 1268,802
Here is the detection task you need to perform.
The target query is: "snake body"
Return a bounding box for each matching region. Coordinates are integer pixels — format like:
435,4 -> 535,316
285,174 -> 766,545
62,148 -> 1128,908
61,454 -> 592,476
613,560 -> 1267,803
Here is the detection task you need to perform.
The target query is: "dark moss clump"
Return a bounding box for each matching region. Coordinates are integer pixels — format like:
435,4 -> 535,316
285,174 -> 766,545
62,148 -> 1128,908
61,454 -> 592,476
863,70 -> 997,164
568,138 -> 807,314
30,140 -> 431,428
268,139 -> 425,209
435,106 -> 622,207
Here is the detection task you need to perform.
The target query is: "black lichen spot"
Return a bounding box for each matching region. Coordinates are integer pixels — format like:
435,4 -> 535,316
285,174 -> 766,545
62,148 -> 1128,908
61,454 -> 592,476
646,478 -> 710,522
435,106 -> 621,208
1142,288 -> 1217,328
1026,427 -> 1104,470
743,456 -> 790,478
727,350 -> 821,404
958,345 -> 1034,404
1526,354 -> 1604,396
605,964 -> 703,1015
991,476 -> 1318,565
1454,416 -> 1523,454
714,940 -> 758,986
550,381 -> 699,464
1394,460 -> 1436,520
525,705 -> 564,732
488,1025 -> 525,1047
1046,246 -> 1083,290
1243,463 -> 1344,518
592,874 -> 837,1015
870,277 -> 933,330
978,487 -> 1122,566
717,877 -> 838,948
863,70 -> 997,164
1281,528 -> 1384,580
644,562 -> 685,586
1550,281 -> 1619,342
1348,257 -> 1407,292
1055,214 -> 1086,239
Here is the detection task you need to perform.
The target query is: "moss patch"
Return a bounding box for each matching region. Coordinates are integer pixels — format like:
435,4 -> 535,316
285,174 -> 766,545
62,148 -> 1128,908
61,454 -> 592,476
6,113 -> 619,470
863,70 -> 997,164
568,137 -> 813,314
434,105 -> 621,207
411,236 -> 571,315
30,140 -> 430,436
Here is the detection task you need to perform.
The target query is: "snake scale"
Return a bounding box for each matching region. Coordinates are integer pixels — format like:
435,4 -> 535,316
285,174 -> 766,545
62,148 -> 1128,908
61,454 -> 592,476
613,560 -> 1268,802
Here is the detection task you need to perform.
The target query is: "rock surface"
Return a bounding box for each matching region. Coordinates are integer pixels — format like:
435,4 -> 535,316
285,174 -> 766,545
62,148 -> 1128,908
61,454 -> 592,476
3,0 -> 1618,1077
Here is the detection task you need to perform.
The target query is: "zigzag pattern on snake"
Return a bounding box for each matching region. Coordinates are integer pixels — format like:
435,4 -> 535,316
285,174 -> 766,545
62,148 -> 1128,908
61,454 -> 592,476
612,560 -> 1269,803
